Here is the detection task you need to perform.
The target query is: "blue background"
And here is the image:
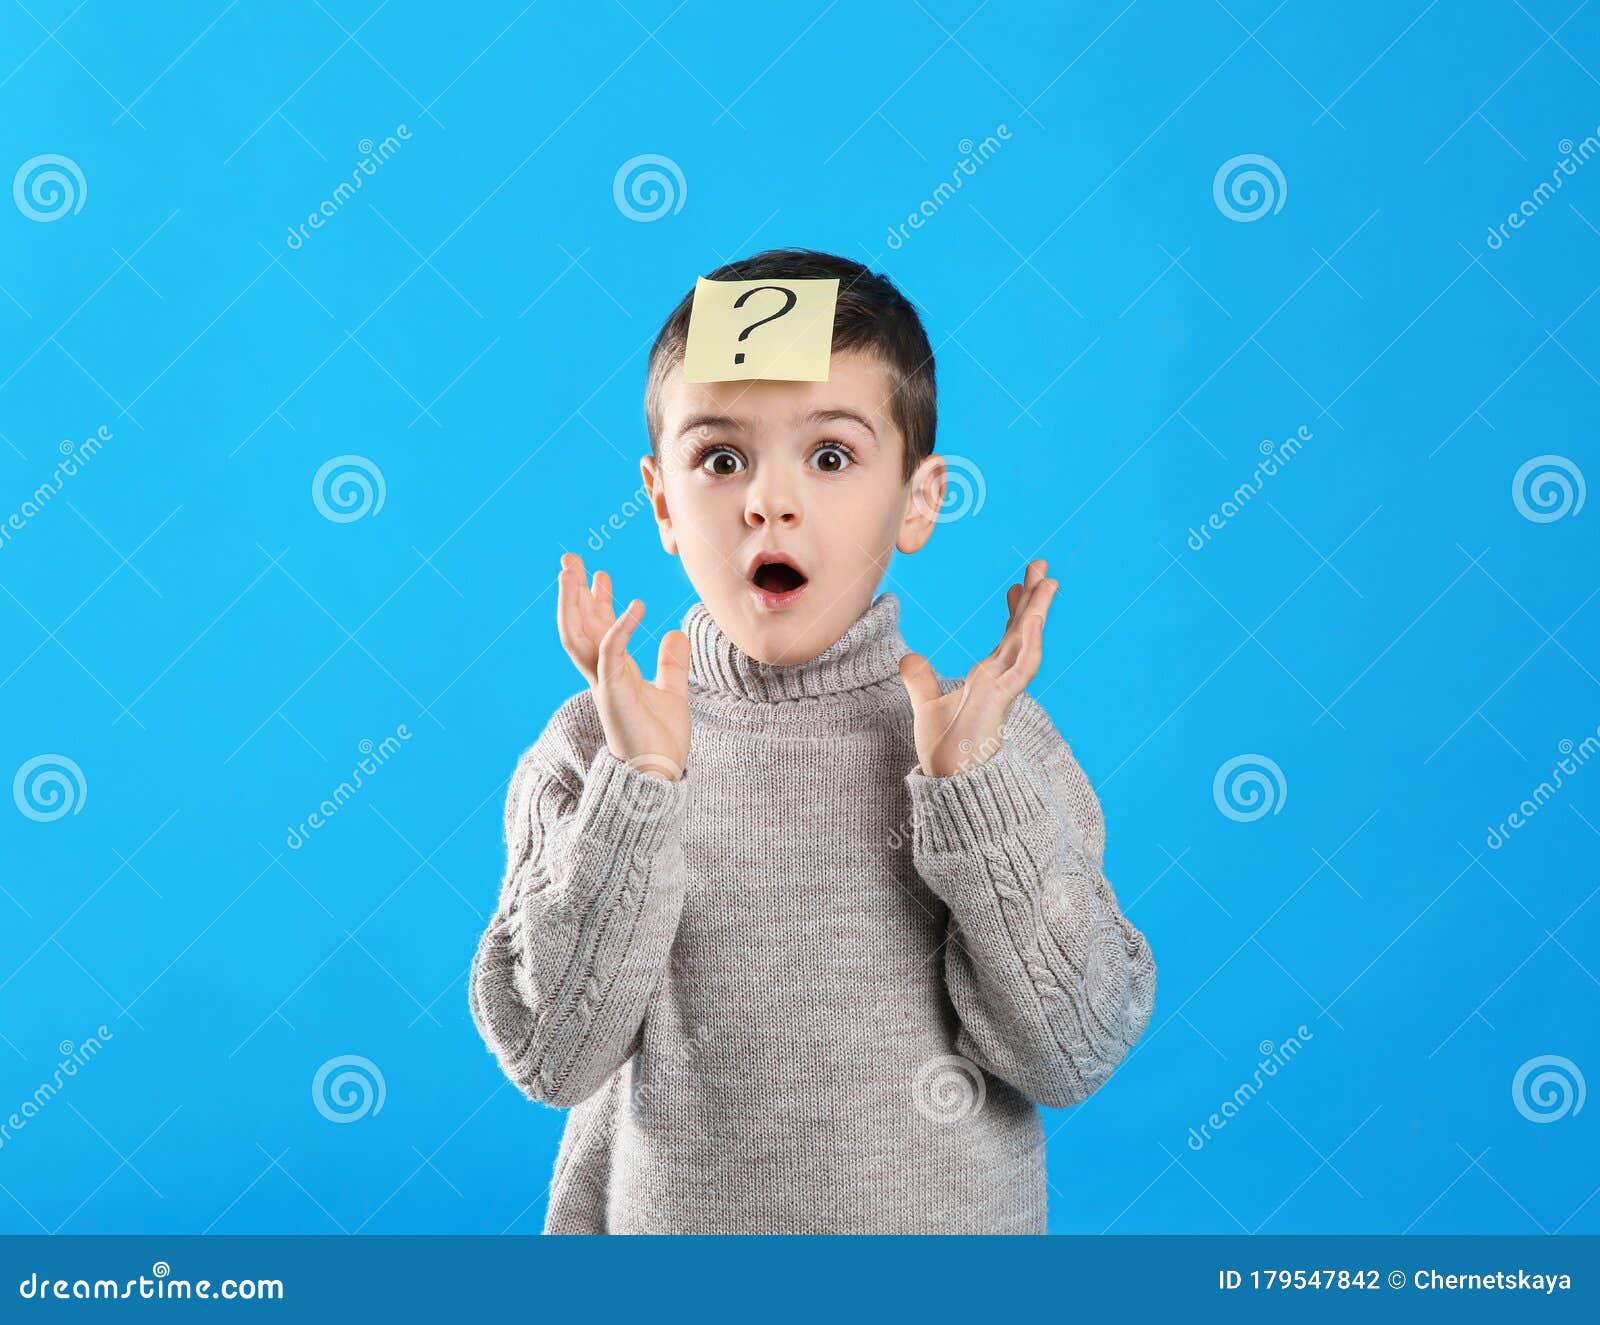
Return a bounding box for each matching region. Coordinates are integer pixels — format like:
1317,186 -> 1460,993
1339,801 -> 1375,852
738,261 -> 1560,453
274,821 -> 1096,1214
2,0 -> 1597,1237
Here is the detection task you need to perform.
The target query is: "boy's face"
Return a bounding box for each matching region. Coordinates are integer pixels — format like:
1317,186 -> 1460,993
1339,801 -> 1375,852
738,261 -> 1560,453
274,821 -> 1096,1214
642,349 -> 945,667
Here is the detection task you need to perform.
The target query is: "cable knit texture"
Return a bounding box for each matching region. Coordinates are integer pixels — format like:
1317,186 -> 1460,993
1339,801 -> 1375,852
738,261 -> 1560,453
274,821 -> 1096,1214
467,591 -> 1157,1233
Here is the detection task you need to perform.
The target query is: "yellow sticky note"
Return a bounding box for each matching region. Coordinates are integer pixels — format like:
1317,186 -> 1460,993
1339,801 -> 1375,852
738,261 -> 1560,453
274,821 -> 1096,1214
681,276 -> 840,383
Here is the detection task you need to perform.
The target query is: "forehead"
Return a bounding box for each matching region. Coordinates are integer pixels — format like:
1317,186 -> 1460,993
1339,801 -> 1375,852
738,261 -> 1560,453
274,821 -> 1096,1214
659,349 -> 896,439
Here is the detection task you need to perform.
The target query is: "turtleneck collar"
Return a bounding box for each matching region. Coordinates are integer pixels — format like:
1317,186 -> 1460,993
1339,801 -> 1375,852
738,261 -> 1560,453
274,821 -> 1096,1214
683,592 -> 908,703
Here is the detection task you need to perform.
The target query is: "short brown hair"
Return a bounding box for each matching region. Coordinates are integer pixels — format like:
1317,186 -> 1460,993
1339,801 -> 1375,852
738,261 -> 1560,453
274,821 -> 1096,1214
644,248 -> 937,483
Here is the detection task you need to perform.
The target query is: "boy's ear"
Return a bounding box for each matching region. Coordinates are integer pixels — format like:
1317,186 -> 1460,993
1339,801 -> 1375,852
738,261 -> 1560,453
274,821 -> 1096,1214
896,454 -> 946,555
640,454 -> 679,556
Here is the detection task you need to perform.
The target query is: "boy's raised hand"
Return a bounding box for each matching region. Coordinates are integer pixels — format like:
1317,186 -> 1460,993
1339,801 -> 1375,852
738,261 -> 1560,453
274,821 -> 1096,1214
898,558 -> 1059,779
557,553 -> 691,781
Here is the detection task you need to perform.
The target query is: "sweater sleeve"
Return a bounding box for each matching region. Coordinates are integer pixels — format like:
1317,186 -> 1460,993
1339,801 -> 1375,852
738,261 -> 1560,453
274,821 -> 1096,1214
468,711 -> 690,1109
904,692 -> 1156,1109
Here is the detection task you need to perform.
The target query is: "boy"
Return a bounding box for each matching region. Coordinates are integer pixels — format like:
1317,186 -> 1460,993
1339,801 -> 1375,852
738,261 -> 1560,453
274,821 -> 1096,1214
468,249 -> 1157,1234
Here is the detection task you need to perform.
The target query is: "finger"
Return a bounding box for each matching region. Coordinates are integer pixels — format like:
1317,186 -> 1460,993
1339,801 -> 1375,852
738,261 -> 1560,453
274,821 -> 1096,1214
597,599 -> 645,683
998,578 -> 1056,669
1000,591 -> 1053,689
654,628 -> 690,698
588,567 -> 617,638
898,651 -> 942,708
557,555 -> 597,684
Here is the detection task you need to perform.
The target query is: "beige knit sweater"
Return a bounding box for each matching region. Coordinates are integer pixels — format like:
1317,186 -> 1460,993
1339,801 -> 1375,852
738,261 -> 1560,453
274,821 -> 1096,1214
468,591 -> 1156,1233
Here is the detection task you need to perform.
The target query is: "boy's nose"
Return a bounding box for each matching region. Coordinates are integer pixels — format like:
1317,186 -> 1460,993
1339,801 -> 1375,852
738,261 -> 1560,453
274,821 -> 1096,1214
744,488 -> 799,527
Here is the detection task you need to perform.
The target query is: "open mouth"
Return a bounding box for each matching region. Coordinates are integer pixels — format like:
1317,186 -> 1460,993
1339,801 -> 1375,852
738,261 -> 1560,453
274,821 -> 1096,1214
747,553 -> 809,604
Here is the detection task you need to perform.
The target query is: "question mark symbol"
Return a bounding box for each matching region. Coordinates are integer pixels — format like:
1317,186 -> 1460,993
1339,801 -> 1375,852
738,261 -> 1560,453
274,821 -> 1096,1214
732,285 -> 798,365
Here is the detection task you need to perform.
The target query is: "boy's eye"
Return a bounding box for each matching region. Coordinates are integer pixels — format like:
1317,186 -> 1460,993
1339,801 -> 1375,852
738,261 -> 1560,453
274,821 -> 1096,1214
810,444 -> 854,473
698,446 -> 745,476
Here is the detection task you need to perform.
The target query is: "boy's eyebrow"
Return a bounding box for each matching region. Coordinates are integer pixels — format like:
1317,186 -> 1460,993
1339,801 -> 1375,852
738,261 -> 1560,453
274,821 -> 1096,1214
802,407 -> 878,439
677,412 -> 747,439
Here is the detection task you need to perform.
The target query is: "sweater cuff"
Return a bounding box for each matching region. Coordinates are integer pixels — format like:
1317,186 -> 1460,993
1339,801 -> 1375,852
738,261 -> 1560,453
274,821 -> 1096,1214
578,742 -> 687,863
904,737 -> 1054,853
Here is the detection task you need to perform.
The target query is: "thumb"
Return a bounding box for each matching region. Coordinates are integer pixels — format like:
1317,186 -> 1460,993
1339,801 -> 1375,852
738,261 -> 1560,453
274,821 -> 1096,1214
654,628 -> 690,699
898,651 -> 941,708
